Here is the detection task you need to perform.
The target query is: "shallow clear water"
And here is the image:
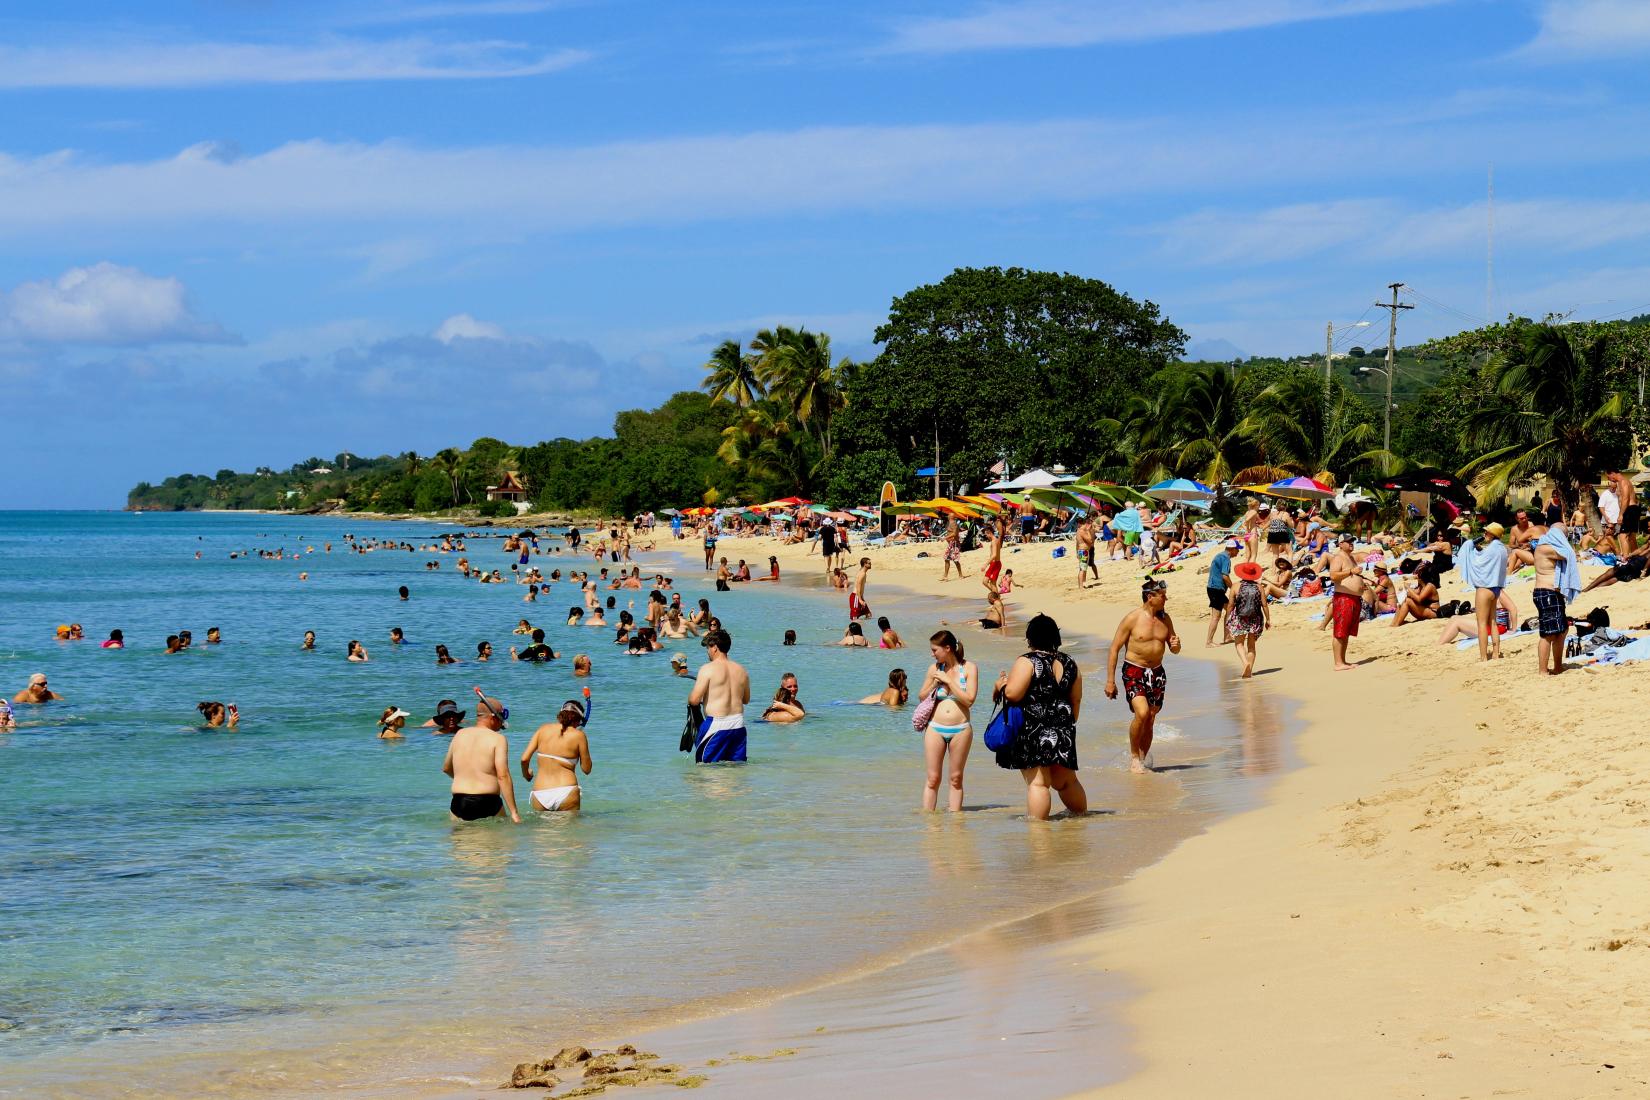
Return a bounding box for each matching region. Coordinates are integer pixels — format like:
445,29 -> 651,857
0,512 -> 1285,1096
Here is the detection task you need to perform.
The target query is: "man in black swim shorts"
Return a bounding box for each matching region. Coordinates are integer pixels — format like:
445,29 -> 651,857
441,695 -> 519,823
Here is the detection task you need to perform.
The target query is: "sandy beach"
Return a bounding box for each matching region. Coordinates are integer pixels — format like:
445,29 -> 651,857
686,526 -> 1650,1097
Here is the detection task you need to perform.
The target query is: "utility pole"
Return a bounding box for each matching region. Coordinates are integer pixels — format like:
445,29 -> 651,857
1375,283 -> 1414,453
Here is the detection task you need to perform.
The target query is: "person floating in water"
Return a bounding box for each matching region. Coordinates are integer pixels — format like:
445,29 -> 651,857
688,629 -> 749,763
197,701 -> 238,729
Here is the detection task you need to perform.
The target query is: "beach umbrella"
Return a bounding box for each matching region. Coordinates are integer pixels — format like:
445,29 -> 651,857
984,467 -> 1079,491
1145,477 -> 1215,503
658,508 -> 680,516
1262,476 -> 1336,502
849,508 -> 878,519
808,503 -> 833,513
1373,468 -> 1474,508
738,511 -> 762,522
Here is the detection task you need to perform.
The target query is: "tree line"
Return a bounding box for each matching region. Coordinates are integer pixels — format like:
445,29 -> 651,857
128,267 -> 1650,521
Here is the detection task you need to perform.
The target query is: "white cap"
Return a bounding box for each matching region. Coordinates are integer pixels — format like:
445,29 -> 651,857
388,707 -> 410,720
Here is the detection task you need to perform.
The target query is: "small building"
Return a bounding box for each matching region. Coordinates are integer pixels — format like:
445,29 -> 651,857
485,471 -> 528,503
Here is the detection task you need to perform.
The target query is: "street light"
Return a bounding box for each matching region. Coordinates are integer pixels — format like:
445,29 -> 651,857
1352,364 -> 1396,452
1325,320 -> 1372,389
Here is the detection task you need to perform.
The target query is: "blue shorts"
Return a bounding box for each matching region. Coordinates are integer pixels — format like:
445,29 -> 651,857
696,716 -> 747,764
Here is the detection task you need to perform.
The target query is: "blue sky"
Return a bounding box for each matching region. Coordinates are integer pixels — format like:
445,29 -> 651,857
5,0 -> 1650,507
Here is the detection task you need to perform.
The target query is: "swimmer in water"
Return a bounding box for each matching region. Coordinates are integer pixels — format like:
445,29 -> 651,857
859,668 -> 909,706
206,627 -> 221,645
0,699 -> 13,729
13,673 -> 63,704
838,621 -> 869,647
102,629 -> 124,649
572,653 -> 592,677
197,701 -> 239,729
398,586 -> 410,601
165,635 -> 183,655
378,706 -> 409,739
877,616 -> 903,649
587,606 -> 608,627
476,641 -> 493,661
302,630 -> 316,651
348,640 -> 369,662
391,627 -> 406,646
435,644 -> 459,665
514,619 -> 533,635
520,692 -> 594,813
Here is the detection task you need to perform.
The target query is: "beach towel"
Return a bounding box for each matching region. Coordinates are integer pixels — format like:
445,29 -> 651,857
1459,538 -> 1508,591
1535,525 -> 1581,603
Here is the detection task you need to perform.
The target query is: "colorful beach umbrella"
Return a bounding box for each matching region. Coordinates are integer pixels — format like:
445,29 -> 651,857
1263,476 -> 1335,502
1145,478 -> 1215,503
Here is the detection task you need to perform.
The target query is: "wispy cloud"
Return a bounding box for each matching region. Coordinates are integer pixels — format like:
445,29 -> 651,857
0,36 -> 588,88
340,1 -> 573,26
1149,197 -> 1650,266
1517,0 -> 1650,60
884,0 -> 1448,54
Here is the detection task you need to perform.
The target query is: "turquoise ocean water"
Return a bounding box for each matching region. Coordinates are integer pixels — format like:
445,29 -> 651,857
0,512 -> 1285,1097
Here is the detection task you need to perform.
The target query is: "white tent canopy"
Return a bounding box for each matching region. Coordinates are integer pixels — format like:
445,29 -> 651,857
983,468 -> 1078,491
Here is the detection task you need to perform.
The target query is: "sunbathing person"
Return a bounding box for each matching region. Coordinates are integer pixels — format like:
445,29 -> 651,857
1389,563 -> 1440,627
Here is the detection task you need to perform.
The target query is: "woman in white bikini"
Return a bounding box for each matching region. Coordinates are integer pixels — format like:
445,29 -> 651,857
519,693 -> 593,813
919,629 -> 978,812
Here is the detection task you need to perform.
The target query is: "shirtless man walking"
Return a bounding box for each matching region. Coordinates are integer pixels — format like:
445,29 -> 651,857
1327,534 -> 1366,671
1074,516 -> 1098,589
850,558 -> 873,620
688,629 -> 751,763
1105,579 -> 1181,773
441,695 -> 520,823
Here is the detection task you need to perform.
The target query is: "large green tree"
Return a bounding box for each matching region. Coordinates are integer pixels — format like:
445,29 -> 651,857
840,266 -> 1185,488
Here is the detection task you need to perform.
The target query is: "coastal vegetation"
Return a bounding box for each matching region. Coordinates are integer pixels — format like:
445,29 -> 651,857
127,268 -> 1650,517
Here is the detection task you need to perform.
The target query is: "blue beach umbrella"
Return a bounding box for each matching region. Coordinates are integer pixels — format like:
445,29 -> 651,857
1145,478 -> 1214,503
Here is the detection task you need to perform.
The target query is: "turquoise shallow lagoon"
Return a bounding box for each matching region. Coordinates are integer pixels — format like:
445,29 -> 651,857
0,513 -> 1285,1096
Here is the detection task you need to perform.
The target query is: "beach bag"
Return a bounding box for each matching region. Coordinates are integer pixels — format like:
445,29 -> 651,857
911,692 -> 938,733
1233,579 -> 1264,622
983,697 -> 1023,753
1575,607 -> 1610,636
680,702 -> 704,753
1300,579 -> 1324,598
1051,545 -> 1066,558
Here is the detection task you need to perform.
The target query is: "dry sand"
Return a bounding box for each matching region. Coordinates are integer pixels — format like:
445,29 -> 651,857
703,526 -> 1650,1097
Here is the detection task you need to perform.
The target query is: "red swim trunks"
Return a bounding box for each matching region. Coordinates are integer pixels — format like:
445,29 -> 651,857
985,559 -> 1002,584
849,592 -> 869,619
1331,591 -> 1361,640
1121,660 -> 1167,711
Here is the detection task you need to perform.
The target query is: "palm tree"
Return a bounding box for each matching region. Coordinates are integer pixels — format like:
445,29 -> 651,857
701,339 -> 764,407
434,448 -> 465,507
401,451 -> 423,478
1107,364 -> 1253,487
1459,325 -> 1630,509
717,399 -> 818,493
1238,372 -> 1393,487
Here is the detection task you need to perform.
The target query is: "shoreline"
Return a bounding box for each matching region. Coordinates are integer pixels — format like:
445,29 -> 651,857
673,527 -> 1650,1097
536,533 -> 1297,1097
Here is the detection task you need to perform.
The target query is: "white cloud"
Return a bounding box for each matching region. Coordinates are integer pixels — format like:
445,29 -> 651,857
0,36 -> 588,88
0,263 -> 233,345
1518,0 -> 1650,59
1149,197 -> 1650,265
884,0 -> 1447,53
433,312 -> 507,342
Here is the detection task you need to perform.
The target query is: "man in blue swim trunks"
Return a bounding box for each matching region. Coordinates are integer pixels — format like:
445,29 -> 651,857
688,629 -> 749,763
